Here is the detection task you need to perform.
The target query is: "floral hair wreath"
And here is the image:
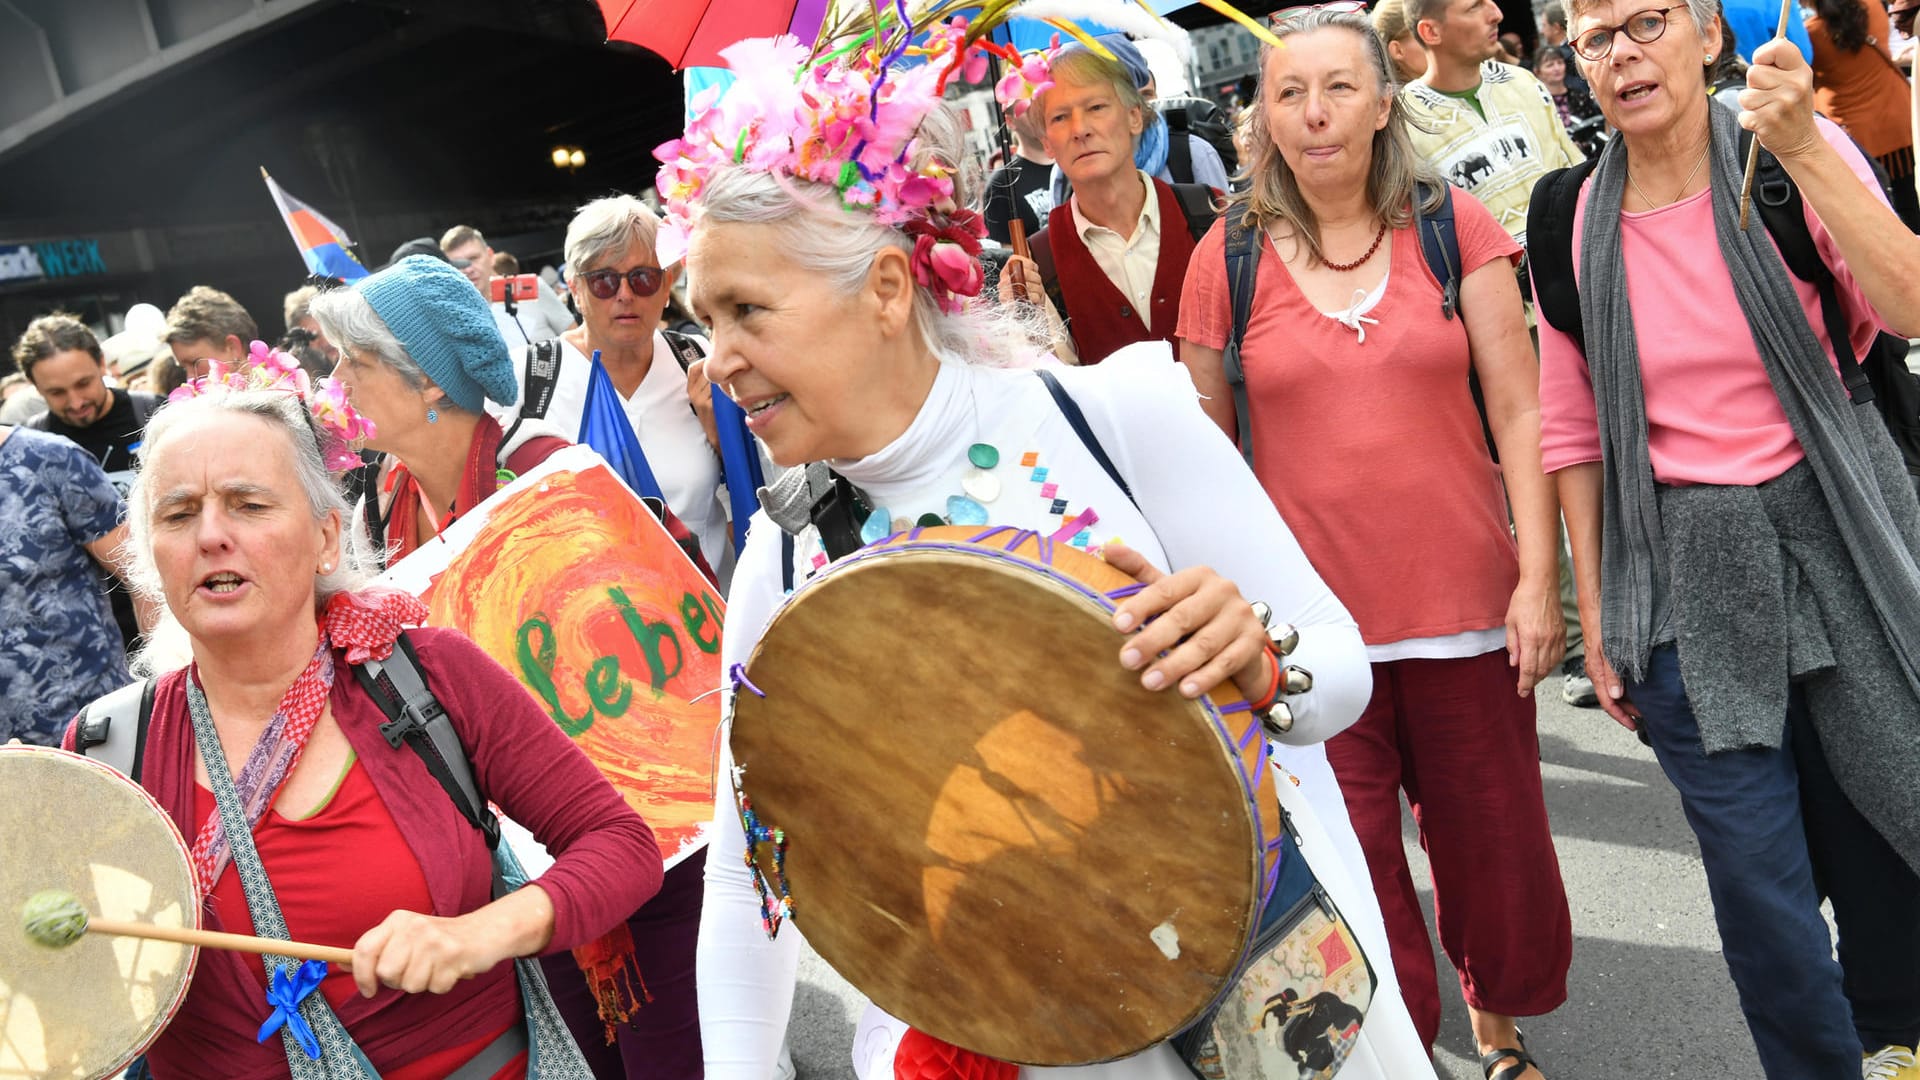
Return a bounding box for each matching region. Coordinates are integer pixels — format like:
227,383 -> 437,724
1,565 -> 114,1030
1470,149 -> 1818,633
652,1 -> 1281,315
167,340 -> 376,473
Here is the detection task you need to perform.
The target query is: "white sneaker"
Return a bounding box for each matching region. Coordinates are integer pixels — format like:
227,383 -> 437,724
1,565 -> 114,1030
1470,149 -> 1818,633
1864,1044 -> 1919,1080
1561,656 -> 1598,708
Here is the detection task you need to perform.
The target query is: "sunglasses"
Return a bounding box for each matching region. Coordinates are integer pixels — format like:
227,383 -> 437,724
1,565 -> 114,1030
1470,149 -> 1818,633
579,265 -> 665,300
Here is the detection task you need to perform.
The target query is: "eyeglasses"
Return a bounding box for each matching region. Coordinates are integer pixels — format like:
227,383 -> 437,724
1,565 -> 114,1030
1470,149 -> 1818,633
1571,5 -> 1688,60
579,265 -> 665,300
1269,0 -> 1366,24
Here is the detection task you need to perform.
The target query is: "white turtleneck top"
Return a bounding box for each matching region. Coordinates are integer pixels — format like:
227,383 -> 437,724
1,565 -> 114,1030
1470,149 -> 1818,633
700,343 -> 1437,1080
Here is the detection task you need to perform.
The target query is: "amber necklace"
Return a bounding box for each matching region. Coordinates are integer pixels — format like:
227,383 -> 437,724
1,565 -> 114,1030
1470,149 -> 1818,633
1322,221 -> 1389,272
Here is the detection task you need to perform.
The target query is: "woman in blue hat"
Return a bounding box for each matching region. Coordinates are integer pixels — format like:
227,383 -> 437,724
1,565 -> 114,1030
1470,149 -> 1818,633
310,255 -> 570,566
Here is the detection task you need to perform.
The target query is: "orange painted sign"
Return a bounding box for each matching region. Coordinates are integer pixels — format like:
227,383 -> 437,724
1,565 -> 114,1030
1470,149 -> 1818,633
378,448 -> 723,867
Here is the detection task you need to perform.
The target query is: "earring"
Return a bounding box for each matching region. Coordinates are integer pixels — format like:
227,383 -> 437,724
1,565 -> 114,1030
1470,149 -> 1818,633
1705,53 -> 1714,62
426,408 -> 438,424
319,563 -> 332,574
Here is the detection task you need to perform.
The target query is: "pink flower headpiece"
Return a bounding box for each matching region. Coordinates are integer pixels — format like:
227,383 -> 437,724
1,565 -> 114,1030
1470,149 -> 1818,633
168,340 -> 376,472
653,13 -> 1014,312
993,39 -> 1058,118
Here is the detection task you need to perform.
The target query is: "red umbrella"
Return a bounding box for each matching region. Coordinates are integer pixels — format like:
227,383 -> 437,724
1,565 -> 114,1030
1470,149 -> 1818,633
595,0 -> 833,69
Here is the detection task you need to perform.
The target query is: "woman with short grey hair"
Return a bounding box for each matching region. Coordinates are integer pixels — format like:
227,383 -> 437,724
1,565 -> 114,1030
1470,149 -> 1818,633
1534,0 -> 1920,1073
485,195 -> 730,576
482,193 -> 722,1080
309,254 -> 571,566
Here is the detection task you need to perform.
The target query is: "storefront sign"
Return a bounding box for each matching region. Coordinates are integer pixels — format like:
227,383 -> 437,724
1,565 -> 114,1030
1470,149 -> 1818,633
0,239 -> 107,283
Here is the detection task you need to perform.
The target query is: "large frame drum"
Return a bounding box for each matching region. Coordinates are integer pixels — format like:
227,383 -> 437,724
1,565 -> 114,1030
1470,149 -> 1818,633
730,526 -> 1284,1065
1,745 -> 199,1080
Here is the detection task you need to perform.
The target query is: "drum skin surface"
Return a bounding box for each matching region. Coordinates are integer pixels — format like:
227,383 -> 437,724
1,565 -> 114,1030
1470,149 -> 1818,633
0,745 -> 199,1080
731,527 -> 1273,1065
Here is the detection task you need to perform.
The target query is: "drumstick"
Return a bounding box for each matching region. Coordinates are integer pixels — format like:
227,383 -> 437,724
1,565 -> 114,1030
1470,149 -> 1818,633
22,889 -> 354,968
1738,0 -> 1797,229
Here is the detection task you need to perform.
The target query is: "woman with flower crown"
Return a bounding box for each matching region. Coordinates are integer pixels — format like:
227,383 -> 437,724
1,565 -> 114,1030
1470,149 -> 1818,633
63,347 -> 662,1079
666,21 -> 1437,1080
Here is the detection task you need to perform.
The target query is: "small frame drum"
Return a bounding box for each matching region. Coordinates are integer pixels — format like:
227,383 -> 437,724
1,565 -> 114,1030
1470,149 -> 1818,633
0,745 -> 199,1080
730,526 -> 1285,1065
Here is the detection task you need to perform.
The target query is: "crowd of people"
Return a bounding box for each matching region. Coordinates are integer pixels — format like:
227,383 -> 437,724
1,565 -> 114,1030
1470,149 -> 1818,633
4,0 -> 1920,1077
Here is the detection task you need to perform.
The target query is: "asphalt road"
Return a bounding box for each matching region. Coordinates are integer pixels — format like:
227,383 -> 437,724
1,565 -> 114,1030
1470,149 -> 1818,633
781,690 -> 1762,1079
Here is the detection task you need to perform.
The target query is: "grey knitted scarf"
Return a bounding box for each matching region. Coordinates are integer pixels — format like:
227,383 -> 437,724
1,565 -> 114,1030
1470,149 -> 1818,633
1584,102 -> 1920,692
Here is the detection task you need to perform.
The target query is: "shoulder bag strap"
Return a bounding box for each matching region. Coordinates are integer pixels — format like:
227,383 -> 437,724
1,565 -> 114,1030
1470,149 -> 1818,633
1222,202 -> 1262,469
352,633 -> 501,850
1036,369 -> 1138,509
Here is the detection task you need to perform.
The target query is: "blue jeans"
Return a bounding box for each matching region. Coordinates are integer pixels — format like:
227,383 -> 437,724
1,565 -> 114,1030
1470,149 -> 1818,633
1630,645 -> 1920,1078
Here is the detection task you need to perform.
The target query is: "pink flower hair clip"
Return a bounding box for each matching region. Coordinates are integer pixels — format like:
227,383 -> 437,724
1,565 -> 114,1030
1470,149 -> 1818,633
168,340 -> 376,472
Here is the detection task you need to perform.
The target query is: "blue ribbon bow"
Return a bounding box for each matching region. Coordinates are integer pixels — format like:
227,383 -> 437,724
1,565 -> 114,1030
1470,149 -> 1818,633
257,959 -> 329,1060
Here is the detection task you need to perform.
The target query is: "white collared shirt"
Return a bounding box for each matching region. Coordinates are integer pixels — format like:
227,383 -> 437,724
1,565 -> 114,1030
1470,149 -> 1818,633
1069,170 -> 1162,332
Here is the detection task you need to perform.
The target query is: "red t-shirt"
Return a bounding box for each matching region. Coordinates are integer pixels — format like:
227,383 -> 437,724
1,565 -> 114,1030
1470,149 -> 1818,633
163,756 -> 524,1079
1177,190 -> 1523,645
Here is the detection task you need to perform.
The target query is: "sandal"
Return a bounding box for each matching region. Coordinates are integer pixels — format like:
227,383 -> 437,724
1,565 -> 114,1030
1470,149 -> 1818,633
1480,1028 -> 1541,1080
1479,1043 -> 1542,1080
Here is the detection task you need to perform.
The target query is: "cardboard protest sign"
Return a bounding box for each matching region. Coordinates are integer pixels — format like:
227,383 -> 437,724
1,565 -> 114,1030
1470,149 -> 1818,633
378,446 -> 723,868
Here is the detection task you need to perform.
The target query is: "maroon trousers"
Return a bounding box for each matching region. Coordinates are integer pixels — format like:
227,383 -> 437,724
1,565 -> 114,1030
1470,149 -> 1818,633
1323,650 -> 1572,1048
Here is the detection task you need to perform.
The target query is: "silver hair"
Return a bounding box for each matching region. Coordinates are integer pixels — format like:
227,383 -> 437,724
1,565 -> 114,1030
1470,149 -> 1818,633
911,104 -> 985,211
306,286 -> 434,397
122,389 -> 377,674
1559,0 -> 1721,40
692,166 -> 1042,368
564,195 -> 664,276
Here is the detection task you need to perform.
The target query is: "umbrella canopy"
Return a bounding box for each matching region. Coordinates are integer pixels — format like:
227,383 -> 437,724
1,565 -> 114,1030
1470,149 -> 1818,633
596,0 -> 833,69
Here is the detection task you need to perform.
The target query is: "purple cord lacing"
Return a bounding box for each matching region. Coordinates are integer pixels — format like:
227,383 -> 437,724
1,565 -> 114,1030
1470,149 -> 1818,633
1105,583 -> 1148,600
729,663 -> 766,698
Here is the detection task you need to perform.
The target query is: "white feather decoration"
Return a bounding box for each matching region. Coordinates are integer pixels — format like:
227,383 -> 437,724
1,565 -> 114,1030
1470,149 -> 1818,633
994,0 -> 1193,61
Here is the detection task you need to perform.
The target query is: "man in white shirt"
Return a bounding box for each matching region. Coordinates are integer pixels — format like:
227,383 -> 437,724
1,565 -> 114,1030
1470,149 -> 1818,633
440,224 -> 577,345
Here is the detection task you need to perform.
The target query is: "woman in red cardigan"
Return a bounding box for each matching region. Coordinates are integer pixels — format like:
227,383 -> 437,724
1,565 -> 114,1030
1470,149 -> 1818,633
70,374 -> 661,1079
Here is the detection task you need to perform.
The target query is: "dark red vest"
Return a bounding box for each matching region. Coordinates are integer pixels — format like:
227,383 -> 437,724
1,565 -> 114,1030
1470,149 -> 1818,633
1047,178 -> 1197,365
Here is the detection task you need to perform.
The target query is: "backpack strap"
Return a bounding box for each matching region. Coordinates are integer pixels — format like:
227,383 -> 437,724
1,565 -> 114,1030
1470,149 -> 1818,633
1739,127 -> 1877,406
1036,369 -> 1138,509
1525,158 -> 1602,353
1171,183 -> 1220,244
1221,202 -> 1262,469
74,679 -> 158,782
499,338 -> 563,450
1414,180 -> 1508,461
353,633 -> 501,851
129,391 -> 159,431
1165,107 -> 1195,186
1412,180 -> 1463,322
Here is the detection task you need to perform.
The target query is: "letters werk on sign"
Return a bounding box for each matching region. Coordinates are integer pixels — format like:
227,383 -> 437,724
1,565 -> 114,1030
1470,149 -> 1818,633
515,585 -> 725,738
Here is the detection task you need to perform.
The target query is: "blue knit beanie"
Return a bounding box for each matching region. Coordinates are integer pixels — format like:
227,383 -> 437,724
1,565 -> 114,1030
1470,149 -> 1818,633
355,255 -> 515,414
1094,34 -> 1153,91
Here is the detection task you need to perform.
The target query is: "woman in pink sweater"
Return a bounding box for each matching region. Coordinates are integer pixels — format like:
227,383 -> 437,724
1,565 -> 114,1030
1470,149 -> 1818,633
1535,3 -> 1920,1075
